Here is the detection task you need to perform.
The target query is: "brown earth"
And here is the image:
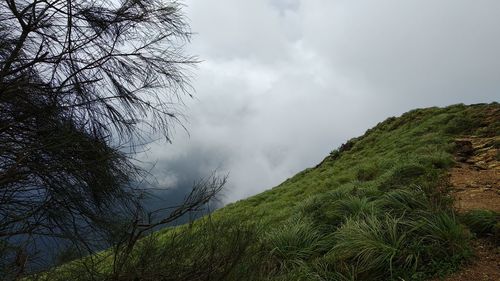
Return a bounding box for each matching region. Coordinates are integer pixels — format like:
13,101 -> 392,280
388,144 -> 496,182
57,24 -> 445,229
435,239 -> 499,281
451,136 -> 500,213
433,136 -> 499,281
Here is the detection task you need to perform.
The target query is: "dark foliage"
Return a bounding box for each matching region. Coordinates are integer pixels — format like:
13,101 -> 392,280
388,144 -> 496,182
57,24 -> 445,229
0,0 -> 218,278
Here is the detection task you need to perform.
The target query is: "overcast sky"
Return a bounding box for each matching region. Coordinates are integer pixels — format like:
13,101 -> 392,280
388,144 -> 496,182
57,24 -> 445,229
139,0 -> 500,205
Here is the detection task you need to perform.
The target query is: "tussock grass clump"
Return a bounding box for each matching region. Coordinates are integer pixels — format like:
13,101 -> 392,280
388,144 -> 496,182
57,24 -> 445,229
378,188 -> 431,213
298,185 -> 382,229
264,217 -> 332,272
307,261 -> 359,281
381,162 -> 427,190
324,196 -> 379,226
415,213 -> 471,257
328,215 -> 418,279
356,163 -> 381,182
445,115 -> 482,135
312,209 -> 470,280
416,151 -> 454,169
460,209 -> 499,237
285,186 -> 471,280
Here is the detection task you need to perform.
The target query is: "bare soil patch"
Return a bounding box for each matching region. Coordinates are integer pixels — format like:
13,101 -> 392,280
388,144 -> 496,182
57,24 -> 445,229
451,136 -> 500,213
433,239 -> 499,281
434,136 -> 499,281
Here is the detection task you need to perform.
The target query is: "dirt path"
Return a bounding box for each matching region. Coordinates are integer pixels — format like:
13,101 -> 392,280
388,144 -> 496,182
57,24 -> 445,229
437,239 -> 499,281
451,137 -> 500,213
435,136 -> 499,281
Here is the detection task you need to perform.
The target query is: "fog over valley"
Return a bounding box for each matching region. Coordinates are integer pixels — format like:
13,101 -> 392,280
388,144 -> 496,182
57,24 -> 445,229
141,0 -> 500,204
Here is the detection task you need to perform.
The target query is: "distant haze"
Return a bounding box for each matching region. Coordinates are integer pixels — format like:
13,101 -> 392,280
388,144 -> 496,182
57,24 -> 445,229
138,0 -> 500,205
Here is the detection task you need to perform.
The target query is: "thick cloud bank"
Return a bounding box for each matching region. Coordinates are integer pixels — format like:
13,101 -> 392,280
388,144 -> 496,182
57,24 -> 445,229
140,0 -> 500,204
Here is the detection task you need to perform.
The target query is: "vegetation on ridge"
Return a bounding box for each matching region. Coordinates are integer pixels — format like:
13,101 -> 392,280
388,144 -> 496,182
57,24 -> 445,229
37,103 -> 499,281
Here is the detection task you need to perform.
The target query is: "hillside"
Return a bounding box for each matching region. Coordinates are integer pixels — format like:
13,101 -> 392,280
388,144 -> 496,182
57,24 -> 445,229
41,103 -> 499,281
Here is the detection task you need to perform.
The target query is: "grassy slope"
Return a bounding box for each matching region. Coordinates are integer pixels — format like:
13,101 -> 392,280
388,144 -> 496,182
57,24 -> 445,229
45,103 -> 500,281
218,103 -> 497,225
210,103 -> 498,280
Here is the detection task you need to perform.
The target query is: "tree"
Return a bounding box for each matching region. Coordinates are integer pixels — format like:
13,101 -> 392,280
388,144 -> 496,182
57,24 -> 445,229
0,0 -> 222,278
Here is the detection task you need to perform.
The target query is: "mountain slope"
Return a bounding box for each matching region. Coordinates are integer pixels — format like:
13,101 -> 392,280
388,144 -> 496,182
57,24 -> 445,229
43,103 -> 499,281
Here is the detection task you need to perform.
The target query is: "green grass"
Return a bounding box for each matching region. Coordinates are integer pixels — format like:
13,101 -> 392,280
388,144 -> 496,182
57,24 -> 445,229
43,103 -> 499,280
329,215 -> 418,279
460,209 -> 500,238
263,217 -> 331,272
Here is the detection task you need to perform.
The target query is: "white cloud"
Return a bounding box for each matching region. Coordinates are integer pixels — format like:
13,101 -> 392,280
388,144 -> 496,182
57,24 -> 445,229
146,0 -> 500,204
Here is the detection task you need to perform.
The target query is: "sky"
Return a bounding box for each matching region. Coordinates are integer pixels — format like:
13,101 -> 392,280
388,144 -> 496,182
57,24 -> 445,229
139,0 -> 500,205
